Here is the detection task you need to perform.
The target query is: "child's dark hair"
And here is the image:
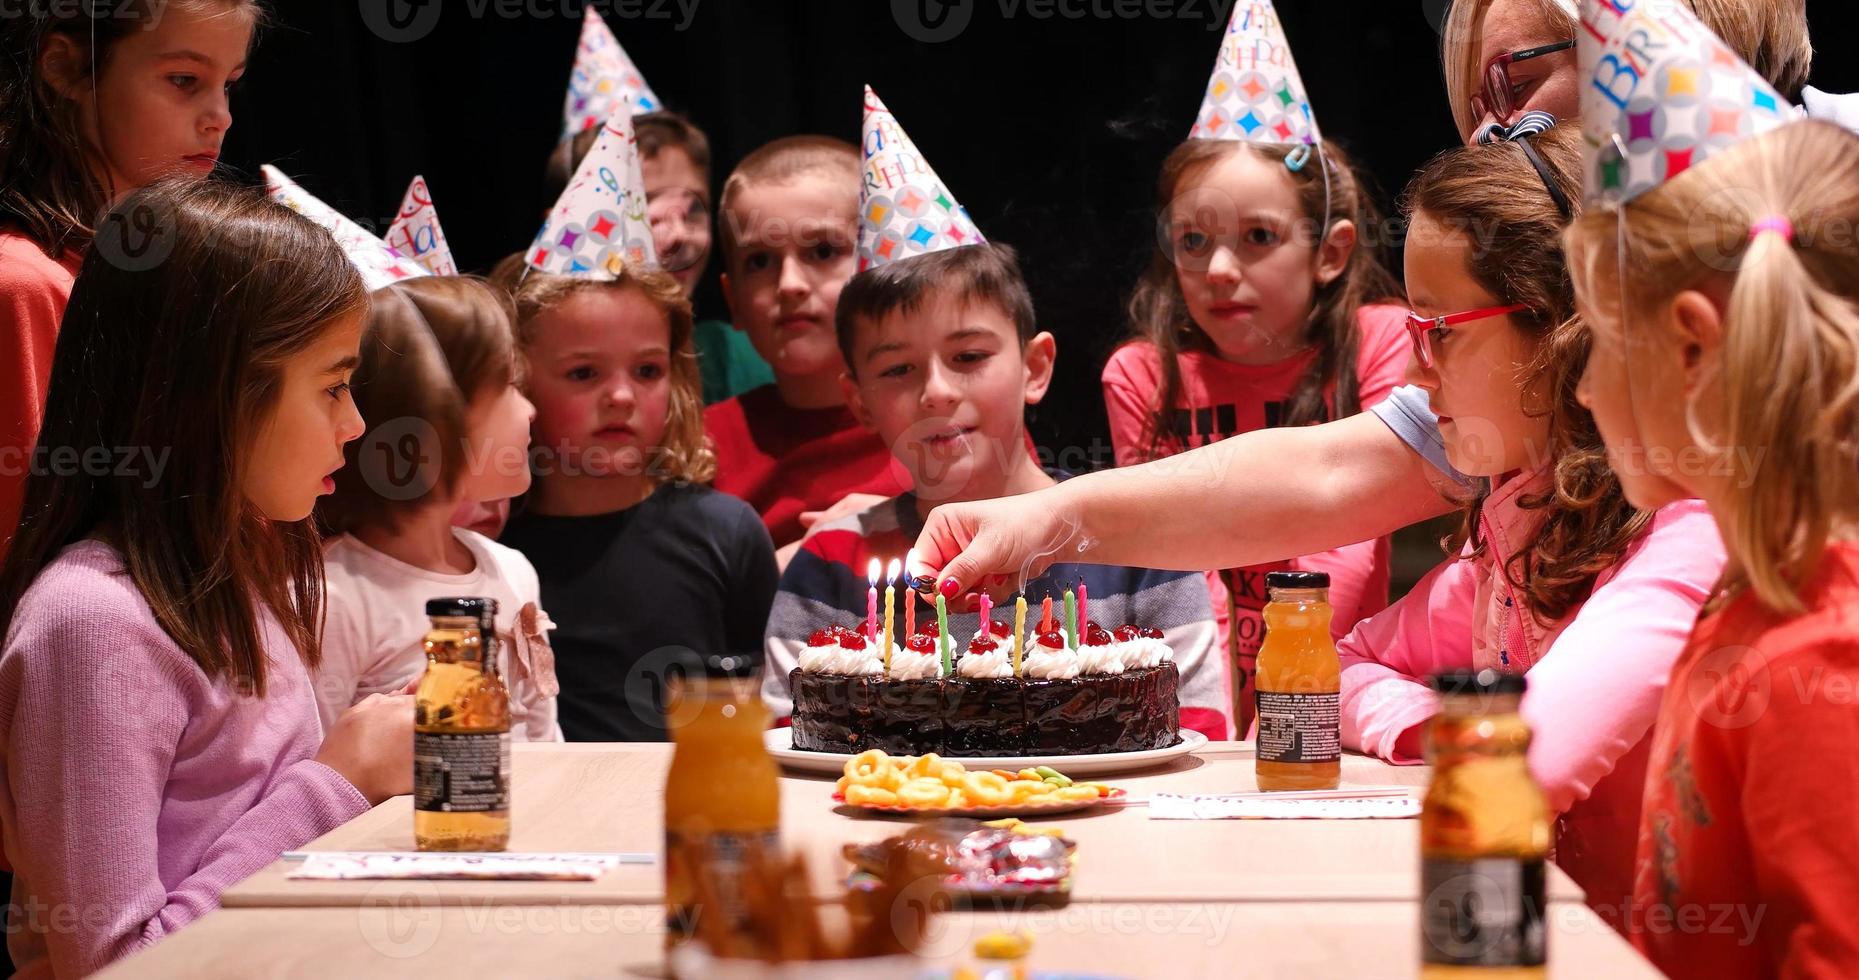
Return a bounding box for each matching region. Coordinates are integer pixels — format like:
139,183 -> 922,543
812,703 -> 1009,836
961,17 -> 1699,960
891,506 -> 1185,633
1124,138 -> 1400,460
834,243 -> 1036,375
320,277 -> 522,535
0,0 -> 263,254
1405,125 -> 1650,624
544,110 -> 711,204
0,177 -> 368,694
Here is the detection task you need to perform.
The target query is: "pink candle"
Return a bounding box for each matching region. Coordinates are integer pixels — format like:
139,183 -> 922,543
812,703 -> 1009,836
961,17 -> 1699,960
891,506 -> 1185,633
865,558 -> 880,642
1077,580 -> 1087,632
978,593 -> 993,637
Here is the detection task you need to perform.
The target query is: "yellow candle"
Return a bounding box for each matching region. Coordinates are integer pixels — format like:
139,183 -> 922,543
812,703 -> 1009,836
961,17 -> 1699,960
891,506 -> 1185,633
1013,596 -> 1027,677
883,558 -> 901,676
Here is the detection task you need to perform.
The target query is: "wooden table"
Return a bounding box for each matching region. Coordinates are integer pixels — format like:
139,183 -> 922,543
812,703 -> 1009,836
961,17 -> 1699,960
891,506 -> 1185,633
95,901 -> 1659,979
221,742 -> 1583,908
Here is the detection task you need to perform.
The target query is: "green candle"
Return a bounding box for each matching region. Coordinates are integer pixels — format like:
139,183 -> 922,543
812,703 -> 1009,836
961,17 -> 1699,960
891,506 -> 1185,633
935,593 -> 952,676
1063,587 -> 1077,650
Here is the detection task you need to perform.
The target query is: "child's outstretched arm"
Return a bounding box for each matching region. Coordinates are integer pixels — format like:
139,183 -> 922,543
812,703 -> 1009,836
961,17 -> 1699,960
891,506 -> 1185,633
915,412 -> 1455,597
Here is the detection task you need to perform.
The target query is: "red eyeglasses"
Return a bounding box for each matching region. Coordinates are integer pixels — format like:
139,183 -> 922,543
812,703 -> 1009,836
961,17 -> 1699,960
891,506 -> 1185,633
1469,39 -> 1575,125
1405,304 -> 1529,370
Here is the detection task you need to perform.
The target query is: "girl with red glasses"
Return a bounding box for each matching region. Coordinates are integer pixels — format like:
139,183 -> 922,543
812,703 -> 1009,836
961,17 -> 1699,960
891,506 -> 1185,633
1335,126 -> 1724,929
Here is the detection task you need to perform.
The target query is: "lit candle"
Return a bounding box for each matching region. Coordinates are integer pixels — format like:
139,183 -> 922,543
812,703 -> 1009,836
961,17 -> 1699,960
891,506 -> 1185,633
1040,595 -> 1054,634
1013,595 -> 1026,677
935,593 -> 951,677
904,549 -> 917,639
883,559 -> 899,676
865,558 -> 879,643
1077,579 -> 1088,635
1063,587 -> 1077,650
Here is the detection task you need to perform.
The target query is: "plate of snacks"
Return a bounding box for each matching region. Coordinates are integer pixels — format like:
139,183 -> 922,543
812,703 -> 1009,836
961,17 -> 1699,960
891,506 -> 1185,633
833,750 -> 1124,817
843,818 -> 1076,901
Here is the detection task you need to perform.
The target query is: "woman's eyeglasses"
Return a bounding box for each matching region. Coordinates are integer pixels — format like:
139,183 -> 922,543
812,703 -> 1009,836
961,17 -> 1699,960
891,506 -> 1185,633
1469,40 -> 1575,124
1405,304 -> 1529,370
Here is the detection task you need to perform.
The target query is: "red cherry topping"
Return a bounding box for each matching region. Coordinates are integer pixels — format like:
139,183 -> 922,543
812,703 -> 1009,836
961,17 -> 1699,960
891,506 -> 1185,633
968,635 -> 999,654
987,619 -> 1013,639
1083,623 -> 1113,647
914,620 -> 940,637
1113,625 -> 1140,643
905,634 -> 937,654
1036,630 -> 1067,650
808,628 -> 835,646
837,632 -> 869,651
1139,626 -> 1164,640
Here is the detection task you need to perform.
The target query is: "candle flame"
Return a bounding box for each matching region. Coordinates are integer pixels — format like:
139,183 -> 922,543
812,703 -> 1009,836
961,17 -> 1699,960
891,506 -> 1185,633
886,558 -> 902,581
867,557 -> 880,585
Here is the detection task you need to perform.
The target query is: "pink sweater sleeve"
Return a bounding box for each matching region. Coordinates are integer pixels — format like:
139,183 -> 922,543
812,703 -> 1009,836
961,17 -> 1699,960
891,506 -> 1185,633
1517,500 -> 1723,813
1101,343 -> 1162,468
1,565 -> 369,976
1337,552 -> 1481,763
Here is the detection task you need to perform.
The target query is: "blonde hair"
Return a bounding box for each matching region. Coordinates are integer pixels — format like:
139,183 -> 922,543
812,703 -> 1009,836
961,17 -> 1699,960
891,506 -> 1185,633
1441,0 -> 1811,140
1565,120 -> 1859,614
488,255 -> 716,485
716,135 -> 858,260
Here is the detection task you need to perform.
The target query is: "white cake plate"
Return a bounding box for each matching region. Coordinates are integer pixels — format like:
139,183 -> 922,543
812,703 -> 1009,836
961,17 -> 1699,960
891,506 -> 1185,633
764,728 -> 1208,778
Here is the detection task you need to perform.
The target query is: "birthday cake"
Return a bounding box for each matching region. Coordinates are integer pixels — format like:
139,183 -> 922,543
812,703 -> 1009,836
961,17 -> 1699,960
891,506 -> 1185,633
789,620 -> 1181,757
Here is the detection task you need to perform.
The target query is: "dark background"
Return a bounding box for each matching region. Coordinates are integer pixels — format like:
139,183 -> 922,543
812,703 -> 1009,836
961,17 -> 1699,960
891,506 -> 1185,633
227,0 -> 1859,471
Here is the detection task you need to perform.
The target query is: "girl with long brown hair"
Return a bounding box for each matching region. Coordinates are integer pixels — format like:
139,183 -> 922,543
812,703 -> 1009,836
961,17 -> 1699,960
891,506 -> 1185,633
0,179 -> 410,977
1335,126 -> 1724,925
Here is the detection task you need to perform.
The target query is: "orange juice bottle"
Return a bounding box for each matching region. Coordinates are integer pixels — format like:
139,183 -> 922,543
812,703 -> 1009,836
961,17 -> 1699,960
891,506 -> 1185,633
664,653 -> 779,956
1420,670 -> 1548,978
1254,571 -> 1341,791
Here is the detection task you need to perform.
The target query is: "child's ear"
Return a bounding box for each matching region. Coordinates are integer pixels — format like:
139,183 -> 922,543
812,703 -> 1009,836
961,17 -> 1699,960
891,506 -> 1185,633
840,371 -> 875,430
1314,218 -> 1358,287
1668,289 -> 1725,395
1022,331 -> 1058,406
37,32 -> 86,100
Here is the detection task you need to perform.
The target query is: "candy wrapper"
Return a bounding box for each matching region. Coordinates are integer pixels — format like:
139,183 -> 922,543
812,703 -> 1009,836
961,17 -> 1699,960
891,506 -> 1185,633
843,818 -> 1073,899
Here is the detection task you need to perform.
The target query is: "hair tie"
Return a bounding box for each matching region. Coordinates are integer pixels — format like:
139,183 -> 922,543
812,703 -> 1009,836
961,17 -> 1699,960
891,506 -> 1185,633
1749,215 -> 1795,244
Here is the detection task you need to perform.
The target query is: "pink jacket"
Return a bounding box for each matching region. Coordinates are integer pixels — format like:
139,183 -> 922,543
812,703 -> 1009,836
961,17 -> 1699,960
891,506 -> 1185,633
1337,466 -> 1724,919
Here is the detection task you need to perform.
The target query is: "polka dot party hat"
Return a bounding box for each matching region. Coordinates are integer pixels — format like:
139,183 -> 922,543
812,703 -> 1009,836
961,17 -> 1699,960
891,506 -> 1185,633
563,9 -> 661,139
1578,0 -> 1797,207
857,85 -> 987,273
1191,0 -> 1320,145
528,109 -> 658,279
261,165 -> 427,292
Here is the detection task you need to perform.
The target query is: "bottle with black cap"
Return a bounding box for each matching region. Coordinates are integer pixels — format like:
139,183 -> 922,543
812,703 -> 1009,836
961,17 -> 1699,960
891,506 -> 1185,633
414,597 -> 510,851
664,652 -> 779,957
1420,669 -> 1548,977
1255,570 -> 1341,791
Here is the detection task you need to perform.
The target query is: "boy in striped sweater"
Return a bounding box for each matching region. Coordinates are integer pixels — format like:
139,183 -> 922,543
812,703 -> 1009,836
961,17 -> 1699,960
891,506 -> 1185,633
758,243 -> 1230,740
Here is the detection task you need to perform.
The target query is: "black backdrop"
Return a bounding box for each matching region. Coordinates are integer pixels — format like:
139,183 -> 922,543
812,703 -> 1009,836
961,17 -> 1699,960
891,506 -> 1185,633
226,0 -> 1859,465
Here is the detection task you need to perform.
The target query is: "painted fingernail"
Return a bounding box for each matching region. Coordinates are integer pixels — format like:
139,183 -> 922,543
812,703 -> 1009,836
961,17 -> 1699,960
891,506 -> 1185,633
939,577 -> 961,599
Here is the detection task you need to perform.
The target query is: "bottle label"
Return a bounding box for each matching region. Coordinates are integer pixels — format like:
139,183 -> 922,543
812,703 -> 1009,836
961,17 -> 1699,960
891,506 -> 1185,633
1254,690 -> 1340,764
1421,857 -> 1548,967
665,829 -> 782,944
414,731 -> 510,813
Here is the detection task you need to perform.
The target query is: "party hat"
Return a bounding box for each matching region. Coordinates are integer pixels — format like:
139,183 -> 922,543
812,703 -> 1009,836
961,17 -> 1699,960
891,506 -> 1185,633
562,9 -> 661,138
1191,0 -> 1320,144
1578,0 -> 1796,206
857,86 -> 986,272
385,175 -> 458,277
527,110 -> 657,278
261,165 -> 426,291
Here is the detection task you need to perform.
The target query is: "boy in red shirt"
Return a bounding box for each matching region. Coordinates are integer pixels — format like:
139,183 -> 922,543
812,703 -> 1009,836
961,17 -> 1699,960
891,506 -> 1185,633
703,136 -> 908,562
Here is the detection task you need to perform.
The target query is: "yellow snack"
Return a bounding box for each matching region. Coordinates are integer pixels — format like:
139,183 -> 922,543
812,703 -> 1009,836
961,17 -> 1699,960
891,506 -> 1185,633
1051,785 -> 1100,802
844,785 -> 900,806
974,929 -> 1033,959
962,771 -> 1012,806
905,753 -> 945,780
1006,779 -> 1051,803
943,789 -> 968,809
845,749 -> 890,782
939,761 -> 969,788
898,777 -> 951,808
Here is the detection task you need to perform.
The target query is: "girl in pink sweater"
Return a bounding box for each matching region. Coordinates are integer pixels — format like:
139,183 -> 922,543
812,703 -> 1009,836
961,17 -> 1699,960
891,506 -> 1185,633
0,180 -> 411,979
1335,127 -> 1724,924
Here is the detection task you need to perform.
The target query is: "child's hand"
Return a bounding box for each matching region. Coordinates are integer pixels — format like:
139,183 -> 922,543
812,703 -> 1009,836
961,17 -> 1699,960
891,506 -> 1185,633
799,493 -> 889,537
316,693 -> 414,805
911,494 -> 1082,610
